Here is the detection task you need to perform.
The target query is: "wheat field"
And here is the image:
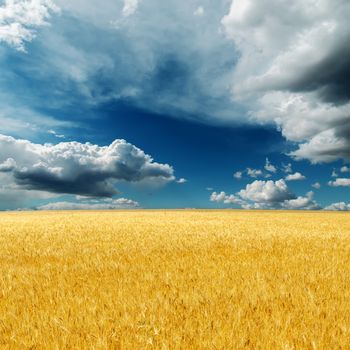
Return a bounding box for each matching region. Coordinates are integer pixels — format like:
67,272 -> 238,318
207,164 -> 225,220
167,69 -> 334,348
0,210 -> 349,349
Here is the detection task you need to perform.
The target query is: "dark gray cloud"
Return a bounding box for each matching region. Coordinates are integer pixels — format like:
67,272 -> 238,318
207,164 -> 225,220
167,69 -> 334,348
287,44 -> 350,105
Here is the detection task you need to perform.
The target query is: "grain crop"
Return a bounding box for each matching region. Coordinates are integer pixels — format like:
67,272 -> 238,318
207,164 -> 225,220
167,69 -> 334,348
0,210 -> 349,349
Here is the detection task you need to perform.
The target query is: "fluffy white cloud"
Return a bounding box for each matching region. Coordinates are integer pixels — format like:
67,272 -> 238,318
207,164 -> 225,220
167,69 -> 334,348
222,0 -> 350,163
211,178 -> 320,210
210,191 -> 244,205
283,191 -> 320,210
328,178 -> 350,187
37,197 -> 139,210
324,202 -> 350,211
312,182 -> 321,189
0,134 -> 174,200
285,172 -> 306,181
176,178 -> 187,184
238,179 -> 293,204
0,0 -> 59,51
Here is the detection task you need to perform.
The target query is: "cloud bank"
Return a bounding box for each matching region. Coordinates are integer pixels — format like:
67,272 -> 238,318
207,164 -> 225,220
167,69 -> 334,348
37,197 -> 139,210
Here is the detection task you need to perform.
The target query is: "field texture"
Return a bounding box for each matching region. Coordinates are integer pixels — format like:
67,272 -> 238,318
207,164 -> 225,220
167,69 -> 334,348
0,210 -> 349,349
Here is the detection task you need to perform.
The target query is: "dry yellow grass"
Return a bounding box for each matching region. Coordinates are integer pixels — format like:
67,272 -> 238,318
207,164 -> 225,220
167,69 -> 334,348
0,210 -> 349,349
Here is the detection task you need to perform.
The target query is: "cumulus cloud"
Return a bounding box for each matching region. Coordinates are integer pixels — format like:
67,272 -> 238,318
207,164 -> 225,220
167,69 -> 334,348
324,202 -> 350,211
211,178 -> 320,210
238,179 -> 294,204
285,172 -> 306,181
222,0 -> 350,163
283,191 -> 320,210
176,178 -> 187,184
0,0 -> 59,51
210,191 -> 244,205
0,134 -> 174,199
37,197 -> 139,210
328,178 -> 350,187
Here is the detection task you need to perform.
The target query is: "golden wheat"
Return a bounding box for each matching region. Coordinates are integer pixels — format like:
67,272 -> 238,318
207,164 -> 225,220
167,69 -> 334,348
0,210 -> 349,349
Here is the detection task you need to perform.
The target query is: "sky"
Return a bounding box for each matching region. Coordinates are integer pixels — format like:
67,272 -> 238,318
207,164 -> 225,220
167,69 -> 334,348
0,0 -> 349,211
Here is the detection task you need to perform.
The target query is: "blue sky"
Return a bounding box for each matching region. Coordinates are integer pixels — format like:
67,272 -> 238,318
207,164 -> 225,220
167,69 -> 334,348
0,0 -> 349,210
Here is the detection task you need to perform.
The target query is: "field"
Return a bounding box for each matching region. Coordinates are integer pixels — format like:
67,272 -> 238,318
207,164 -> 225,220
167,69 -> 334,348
0,210 -> 349,349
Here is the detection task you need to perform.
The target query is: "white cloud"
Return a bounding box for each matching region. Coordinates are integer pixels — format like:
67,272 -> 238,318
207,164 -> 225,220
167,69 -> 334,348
122,0 -> 139,17
324,202 -> 350,211
285,172 -> 306,181
340,166 -> 350,173
328,178 -> 350,187
264,158 -> 277,173
283,191 -> 320,210
332,170 -> 338,177
238,179 -> 294,204
176,178 -> 187,184
247,168 -> 263,178
222,0 -> 350,163
233,171 -> 242,179
210,191 -> 244,205
37,197 -> 139,210
211,178 -> 321,210
0,134 -> 174,201
0,0 -> 59,51
312,182 -> 321,189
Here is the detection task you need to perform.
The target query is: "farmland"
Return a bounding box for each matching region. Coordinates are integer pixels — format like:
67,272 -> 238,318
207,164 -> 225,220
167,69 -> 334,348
0,210 -> 349,349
